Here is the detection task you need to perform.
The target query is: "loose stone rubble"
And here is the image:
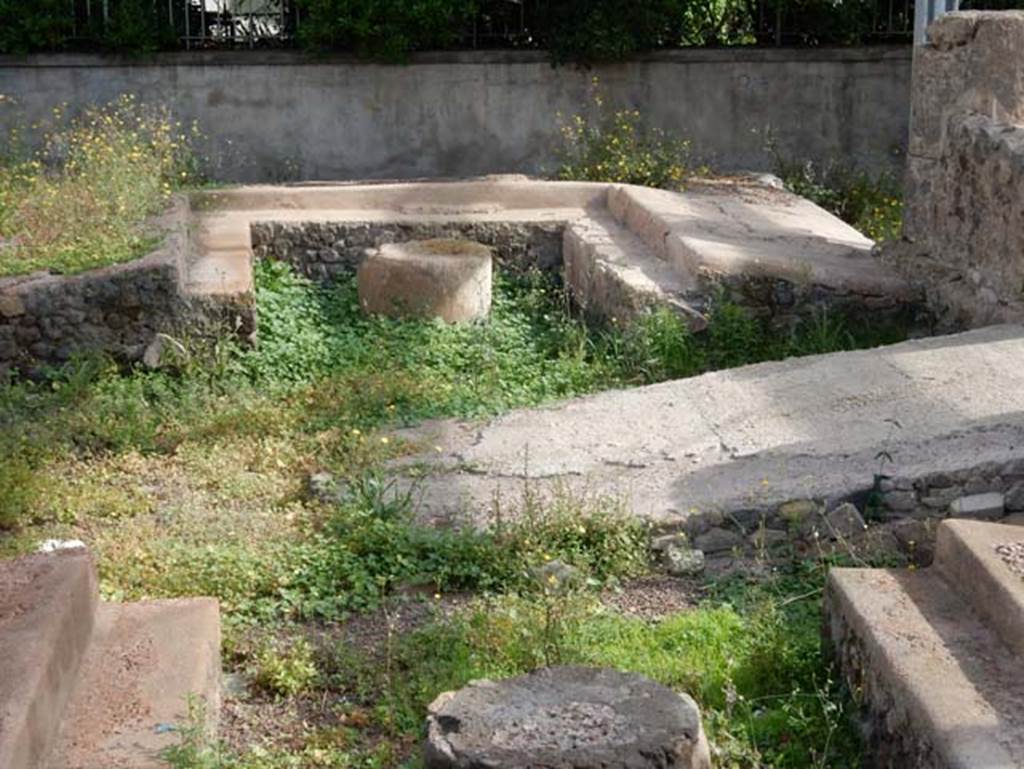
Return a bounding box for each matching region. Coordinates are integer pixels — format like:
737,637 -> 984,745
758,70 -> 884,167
994,541 -> 1024,579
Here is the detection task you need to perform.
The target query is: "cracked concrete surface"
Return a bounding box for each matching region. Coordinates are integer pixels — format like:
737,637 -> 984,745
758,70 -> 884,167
397,324 -> 1024,526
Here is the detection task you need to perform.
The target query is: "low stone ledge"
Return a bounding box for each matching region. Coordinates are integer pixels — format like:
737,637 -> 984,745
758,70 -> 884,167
0,196 -> 254,377
250,219 -> 564,283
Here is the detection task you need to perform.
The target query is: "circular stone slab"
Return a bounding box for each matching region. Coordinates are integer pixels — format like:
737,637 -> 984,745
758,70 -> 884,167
424,666 -> 711,769
357,239 -> 492,323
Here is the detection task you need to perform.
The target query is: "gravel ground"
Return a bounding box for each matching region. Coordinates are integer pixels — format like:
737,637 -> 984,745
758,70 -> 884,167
600,576 -> 699,619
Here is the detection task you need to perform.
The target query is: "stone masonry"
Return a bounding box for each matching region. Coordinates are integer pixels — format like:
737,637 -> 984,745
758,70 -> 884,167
0,198 -> 255,377
899,11 -> 1024,327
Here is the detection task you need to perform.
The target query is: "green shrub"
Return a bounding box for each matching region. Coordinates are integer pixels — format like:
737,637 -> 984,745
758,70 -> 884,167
0,0 -> 71,53
614,307 -> 706,382
0,449 -> 39,529
537,0 -> 753,63
297,0 -> 477,61
706,302 -> 767,368
555,82 -> 694,189
771,148 -> 904,242
252,637 -> 319,697
96,0 -> 177,53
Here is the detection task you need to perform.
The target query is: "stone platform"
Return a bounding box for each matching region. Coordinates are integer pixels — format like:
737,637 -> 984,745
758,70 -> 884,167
396,323 -> 1024,536
4,176 -> 918,374
826,519 -> 1024,767
192,176 -> 916,330
0,549 -> 220,769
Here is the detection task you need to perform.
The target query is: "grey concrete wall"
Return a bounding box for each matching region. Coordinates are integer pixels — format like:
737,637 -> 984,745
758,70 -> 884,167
0,47 -> 910,183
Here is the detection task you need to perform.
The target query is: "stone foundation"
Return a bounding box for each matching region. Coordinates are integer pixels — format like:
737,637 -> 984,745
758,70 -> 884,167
0,198 -> 254,377
2,178 -> 920,377
676,454 -> 1024,568
250,220 -> 563,283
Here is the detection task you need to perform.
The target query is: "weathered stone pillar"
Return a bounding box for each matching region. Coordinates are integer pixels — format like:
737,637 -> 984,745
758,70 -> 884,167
357,239 -> 493,323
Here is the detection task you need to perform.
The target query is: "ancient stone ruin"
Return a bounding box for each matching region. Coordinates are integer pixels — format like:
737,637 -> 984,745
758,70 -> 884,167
423,666 -> 711,769
0,547 -> 220,769
357,239 -> 494,322
1,10 -> 1024,769
0,175 -> 918,376
898,10 -> 1024,327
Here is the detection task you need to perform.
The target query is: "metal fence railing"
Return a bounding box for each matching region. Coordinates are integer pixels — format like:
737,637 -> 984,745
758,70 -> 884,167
64,0 -> 919,50
68,1 -> 298,48
63,0 -> 1024,52
49,0 -> 1024,52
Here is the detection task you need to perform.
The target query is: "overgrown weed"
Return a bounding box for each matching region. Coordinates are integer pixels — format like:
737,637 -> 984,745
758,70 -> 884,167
0,95 -> 200,276
555,78 -> 696,189
766,134 -> 904,242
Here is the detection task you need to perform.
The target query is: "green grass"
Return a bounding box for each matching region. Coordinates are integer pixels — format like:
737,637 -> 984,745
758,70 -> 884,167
0,259 -> 905,533
0,258 -> 907,768
162,558 -> 865,769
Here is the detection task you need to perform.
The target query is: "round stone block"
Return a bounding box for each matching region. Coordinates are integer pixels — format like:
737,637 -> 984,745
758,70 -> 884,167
424,665 -> 711,769
357,239 -> 492,323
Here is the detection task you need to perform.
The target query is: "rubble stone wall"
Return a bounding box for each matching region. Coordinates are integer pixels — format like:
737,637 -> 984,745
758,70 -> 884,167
0,200 -> 254,377
249,220 -> 566,282
901,11 -> 1024,326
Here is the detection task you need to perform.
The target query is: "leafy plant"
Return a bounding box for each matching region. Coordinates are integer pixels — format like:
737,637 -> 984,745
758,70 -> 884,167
297,0 -> 476,61
0,0 -> 71,53
767,134 -> 904,242
252,637 -> 319,697
536,0 -> 754,63
556,80 -> 694,190
161,697 -> 224,769
0,447 -> 39,529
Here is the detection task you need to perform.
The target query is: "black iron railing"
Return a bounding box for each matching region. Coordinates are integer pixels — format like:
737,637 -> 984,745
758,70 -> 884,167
25,0 -> 1023,54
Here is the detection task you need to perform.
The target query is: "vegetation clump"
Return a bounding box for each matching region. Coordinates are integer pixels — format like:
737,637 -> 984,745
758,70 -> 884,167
0,254 -> 904,766
555,80 -> 696,190
0,94 -> 200,277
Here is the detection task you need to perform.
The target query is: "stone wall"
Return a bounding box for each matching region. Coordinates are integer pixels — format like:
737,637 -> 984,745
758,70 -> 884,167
0,200 -> 254,377
899,11 -> 1024,327
0,48 -> 911,182
675,454 -> 1024,569
250,220 -> 565,282
713,272 -> 919,331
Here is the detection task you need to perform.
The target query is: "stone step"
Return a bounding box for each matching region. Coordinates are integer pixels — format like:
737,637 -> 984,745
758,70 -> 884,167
606,181 -> 917,302
0,550 -> 97,769
934,518 -> 1024,657
183,248 -> 254,297
563,214 -> 706,329
826,563 -> 1024,768
46,598 -> 221,769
